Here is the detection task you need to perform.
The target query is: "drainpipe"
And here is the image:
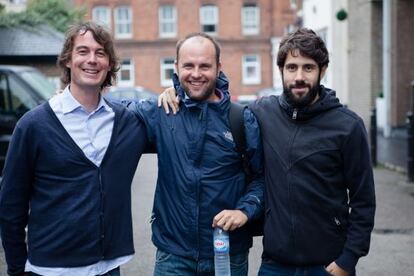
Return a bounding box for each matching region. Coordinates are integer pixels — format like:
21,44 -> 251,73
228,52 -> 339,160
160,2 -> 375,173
383,0 -> 392,137
271,37 -> 282,89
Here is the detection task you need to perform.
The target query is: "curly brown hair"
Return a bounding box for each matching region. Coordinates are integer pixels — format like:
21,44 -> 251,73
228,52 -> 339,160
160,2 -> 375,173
57,21 -> 120,89
277,28 -> 329,70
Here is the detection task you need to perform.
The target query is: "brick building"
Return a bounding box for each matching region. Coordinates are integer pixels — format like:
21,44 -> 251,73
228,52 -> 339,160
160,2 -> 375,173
72,0 -> 300,95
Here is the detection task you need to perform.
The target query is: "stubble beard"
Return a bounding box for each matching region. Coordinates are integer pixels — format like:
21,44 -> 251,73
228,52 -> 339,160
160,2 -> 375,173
182,79 -> 217,102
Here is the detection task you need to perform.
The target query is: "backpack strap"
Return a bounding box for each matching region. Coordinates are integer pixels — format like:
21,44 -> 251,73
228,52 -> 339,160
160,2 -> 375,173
229,102 -> 246,156
229,102 -> 252,183
229,101 -> 263,236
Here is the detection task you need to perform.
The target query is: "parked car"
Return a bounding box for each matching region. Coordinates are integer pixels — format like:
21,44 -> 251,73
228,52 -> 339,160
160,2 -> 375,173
104,86 -> 158,101
256,87 -> 283,98
231,94 -> 258,105
0,65 -> 56,174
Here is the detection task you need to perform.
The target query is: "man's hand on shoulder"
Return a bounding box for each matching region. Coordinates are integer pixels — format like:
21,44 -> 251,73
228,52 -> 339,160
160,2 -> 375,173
212,210 -> 248,231
158,86 -> 180,114
326,262 -> 350,276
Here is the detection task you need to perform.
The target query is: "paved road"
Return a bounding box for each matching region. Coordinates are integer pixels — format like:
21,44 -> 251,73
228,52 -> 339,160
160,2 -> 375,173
1,154 -> 414,275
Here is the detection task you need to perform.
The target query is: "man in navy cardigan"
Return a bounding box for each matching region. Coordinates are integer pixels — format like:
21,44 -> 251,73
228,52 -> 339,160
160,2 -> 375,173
0,22 -> 147,276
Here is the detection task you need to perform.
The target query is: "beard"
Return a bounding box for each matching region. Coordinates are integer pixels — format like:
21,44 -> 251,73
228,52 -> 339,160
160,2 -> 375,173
181,79 -> 217,102
283,77 -> 321,108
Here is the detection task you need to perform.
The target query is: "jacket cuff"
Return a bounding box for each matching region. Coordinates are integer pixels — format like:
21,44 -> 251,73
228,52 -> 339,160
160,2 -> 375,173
237,206 -> 254,221
335,249 -> 359,273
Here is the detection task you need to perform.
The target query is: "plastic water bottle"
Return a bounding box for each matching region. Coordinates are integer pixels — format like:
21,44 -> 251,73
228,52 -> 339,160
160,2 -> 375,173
213,227 -> 231,276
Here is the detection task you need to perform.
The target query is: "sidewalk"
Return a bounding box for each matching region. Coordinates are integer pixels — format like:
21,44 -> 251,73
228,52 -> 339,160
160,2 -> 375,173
357,166 -> 414,275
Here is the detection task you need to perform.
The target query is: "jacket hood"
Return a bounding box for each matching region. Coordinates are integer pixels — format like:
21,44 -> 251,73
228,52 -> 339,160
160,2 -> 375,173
279,86 -> 342,121
172,71 -> 230,109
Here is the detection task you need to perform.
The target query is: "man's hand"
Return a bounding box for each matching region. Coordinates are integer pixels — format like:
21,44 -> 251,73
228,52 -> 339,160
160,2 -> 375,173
325,262 -> 350,276
158,86 -> 180,114
212,210 -> 248,231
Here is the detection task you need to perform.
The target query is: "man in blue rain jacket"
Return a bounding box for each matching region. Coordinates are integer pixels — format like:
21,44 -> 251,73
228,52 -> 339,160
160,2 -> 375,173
127,33 -> 264,275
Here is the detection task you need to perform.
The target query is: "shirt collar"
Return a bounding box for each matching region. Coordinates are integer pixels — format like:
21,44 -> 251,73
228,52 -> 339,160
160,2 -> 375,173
61,86 -> 112,114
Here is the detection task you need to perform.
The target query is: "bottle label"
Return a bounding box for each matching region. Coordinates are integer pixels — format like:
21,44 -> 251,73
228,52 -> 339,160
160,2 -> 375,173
214,237 -> 229,253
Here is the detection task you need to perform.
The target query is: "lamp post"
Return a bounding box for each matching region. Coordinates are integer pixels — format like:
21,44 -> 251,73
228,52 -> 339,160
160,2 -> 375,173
370,107 -> 377,166
407,81 -> 414,182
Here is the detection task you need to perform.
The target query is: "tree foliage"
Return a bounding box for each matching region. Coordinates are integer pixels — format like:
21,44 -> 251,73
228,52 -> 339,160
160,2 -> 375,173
0,0 -> 85,32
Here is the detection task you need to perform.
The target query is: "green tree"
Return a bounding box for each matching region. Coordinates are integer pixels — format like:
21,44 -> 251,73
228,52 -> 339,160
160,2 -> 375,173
27,0 -> 85,32
0,0 -> 85,32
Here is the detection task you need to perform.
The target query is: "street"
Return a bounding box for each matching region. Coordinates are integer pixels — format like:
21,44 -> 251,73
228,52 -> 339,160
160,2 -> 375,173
1,154 -> 414,275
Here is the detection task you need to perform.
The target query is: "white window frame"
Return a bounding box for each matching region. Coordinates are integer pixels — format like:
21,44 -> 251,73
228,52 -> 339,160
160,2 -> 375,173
242,5 -> 260,35
200,5 -> 218,35
92,6 -> 111,29
160,57 -> 175,87
242,54 -> 261,85
114,5 -> 132,39
159,5 -> 177,38
118,58 -> 134,86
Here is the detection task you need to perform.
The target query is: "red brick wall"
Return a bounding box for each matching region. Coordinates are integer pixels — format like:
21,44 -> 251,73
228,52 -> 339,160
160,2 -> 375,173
73,0 -> 299,95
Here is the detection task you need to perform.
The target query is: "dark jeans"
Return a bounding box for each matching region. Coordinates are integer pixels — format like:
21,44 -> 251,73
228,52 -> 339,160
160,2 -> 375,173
258,259 -> 356,276
153,249 -> 248,276
29,266 -> 121,276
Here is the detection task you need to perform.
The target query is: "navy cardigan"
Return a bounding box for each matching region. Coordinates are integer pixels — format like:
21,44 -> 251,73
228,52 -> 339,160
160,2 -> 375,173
0,101 -> 147,275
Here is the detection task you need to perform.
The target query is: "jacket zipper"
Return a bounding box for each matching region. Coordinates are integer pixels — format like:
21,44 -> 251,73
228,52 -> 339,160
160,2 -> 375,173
292,108 -> 298,120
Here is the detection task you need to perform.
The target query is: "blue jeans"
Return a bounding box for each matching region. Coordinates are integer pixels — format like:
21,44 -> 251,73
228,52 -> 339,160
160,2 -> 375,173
29,266 -> 121,276
153,249 -> 248,276
259,259 -> 356,276
259,261 -> 330,276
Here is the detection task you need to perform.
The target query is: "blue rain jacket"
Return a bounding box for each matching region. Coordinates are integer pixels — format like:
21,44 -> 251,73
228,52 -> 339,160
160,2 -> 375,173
127,72 -> 264,260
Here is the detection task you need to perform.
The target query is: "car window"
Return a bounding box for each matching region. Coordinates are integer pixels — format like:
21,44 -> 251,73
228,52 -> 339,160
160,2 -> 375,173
9,74 -> 37,115
0,73 -> 9,113
122,90 -> 137,99
19,70 -> 56,100
140,89 -> 156,99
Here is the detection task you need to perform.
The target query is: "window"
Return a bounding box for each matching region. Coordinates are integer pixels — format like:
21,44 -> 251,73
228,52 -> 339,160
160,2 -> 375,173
160,58 -> 175,87
114,5 -> 132,39
92,6 -> 111,28
159,5 -> 177,38
200,5 -> 218,35
8,74 -> 37,114
242,5 -> 260,35
242,55 -> 261,85
0,73 -> 9,113
118,59 -> 134,86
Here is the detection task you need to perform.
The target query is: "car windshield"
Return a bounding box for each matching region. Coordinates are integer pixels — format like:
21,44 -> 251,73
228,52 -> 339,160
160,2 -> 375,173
106,87 -> 157,101
19,70 -> 57,100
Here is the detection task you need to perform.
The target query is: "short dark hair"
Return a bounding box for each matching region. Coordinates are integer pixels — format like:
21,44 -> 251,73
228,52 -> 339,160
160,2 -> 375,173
57,21 -> 119,89
277,28 -> 329,70
176,32 -> 221,65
